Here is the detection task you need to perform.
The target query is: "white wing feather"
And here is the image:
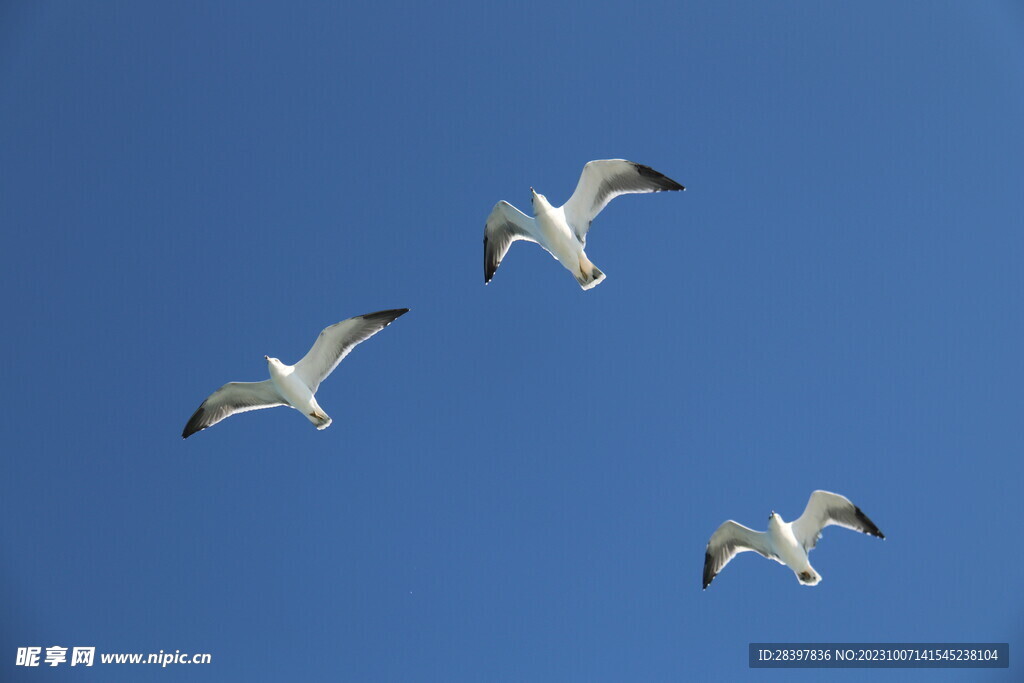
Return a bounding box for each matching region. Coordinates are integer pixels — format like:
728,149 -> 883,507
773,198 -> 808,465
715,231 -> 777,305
182,380 -> 284,438
703,520 -> 780,589
791,490 -> 885,551
561,159 -> 685,242
293,309 -> 409,392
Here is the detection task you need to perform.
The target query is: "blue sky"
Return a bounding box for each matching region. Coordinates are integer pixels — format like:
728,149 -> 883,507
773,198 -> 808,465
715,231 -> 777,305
1,1 -> 1022,680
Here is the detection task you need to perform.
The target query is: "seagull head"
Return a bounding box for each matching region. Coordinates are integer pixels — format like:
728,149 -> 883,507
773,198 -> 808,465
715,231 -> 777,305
265,355 -> 280,366
530,187 -> 549,210
768,510 -> 778,522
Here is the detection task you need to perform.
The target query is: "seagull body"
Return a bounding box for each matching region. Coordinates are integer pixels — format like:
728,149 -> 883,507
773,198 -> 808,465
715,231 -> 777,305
702,490 -> 884,589
483,159 -> 685,290
266,357 -> 331,429
182,309 -> 408,439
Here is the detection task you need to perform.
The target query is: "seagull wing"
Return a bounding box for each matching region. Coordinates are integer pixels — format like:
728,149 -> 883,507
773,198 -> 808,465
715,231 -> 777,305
703,520 -> 780,589
483,201 -> 537,284
791,490 -> 885,552
561,159 -> 685,242
182,380 -> 285,438
293,309 -> 409,392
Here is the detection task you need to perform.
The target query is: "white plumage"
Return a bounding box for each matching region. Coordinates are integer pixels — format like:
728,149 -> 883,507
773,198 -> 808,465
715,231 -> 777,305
703,490 -> 884,589
483,159 -> 685,290
182,309 -> 408,438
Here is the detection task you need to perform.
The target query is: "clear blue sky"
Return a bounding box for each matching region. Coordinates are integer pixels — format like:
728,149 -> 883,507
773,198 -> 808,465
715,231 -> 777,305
1,1 -> 1022,680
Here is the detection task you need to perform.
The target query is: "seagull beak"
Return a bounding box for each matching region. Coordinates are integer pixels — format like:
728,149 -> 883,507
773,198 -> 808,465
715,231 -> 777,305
264,355 -> 269,360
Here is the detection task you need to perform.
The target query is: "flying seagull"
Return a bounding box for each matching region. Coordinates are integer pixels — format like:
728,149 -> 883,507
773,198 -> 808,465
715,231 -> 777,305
182,309 -> 409,439
483,159 -> 685,290
702,490 -> 884,589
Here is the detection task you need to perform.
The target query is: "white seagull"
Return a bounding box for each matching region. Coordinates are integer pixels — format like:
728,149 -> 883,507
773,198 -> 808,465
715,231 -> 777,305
483,159 -> 685,290
182,309 -> 408,439
702,490 -> 884,589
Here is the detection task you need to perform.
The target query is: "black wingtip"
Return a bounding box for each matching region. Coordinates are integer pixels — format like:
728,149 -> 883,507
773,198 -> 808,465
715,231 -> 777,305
702,551 -> 715,590
484,234 -> 497,284
632,162 -> 686,192
181,420 -> 201,440
181,404 -> 208,439
854,506 -> 885,539
360,308 -> 410,325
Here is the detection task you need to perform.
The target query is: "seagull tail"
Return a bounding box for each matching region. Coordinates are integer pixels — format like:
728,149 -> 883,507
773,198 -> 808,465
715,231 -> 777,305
797,568 -> 821,586
575,254 -> 606,291
306,409 -> 332,431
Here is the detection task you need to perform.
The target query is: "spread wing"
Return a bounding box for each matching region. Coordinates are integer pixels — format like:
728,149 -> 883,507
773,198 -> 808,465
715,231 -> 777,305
182,380 -> 284,438
791,490 -> 885,552
293,309 -> 409,392
703,520 -> 780,589
561,159 -> 685,242
483,200 -> 537,284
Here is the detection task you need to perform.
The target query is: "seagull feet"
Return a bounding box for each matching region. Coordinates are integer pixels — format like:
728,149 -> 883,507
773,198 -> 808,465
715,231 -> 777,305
799,571 -> 812,581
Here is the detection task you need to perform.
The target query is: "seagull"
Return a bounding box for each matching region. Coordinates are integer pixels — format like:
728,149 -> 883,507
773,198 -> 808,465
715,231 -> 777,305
483,159 -> 685,290
182,309 -> 409,439
702,490 -> 884,589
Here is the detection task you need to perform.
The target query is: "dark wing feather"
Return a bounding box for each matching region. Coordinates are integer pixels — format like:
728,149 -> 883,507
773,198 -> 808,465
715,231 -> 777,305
562,159 -> 685,242
182,380 -> 284,438
703,520 -> 779,589
483,201 -> 536,284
